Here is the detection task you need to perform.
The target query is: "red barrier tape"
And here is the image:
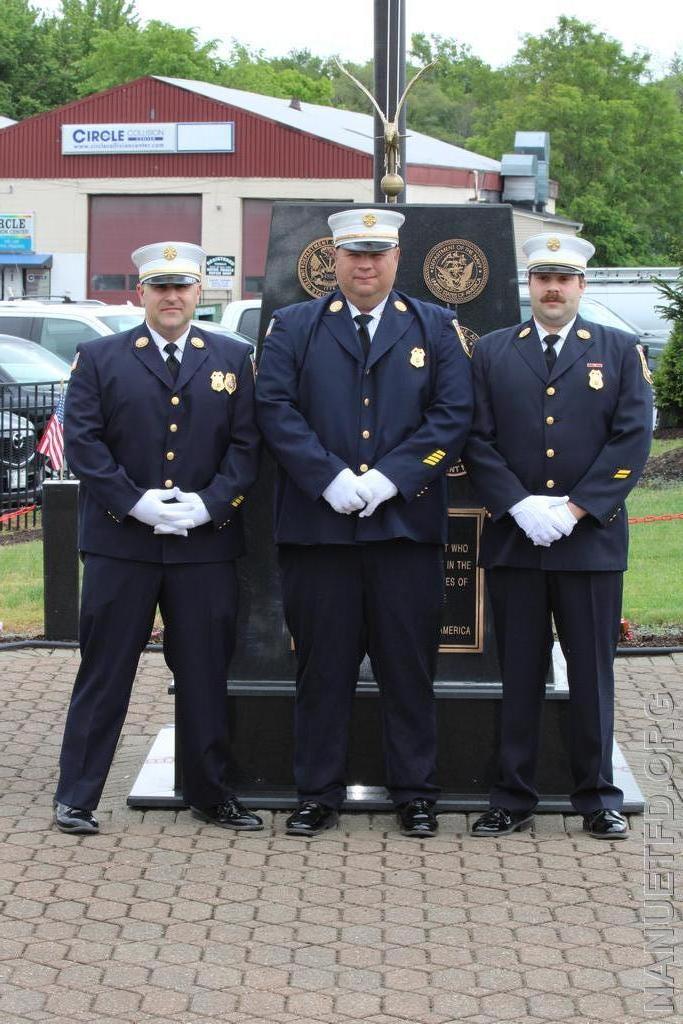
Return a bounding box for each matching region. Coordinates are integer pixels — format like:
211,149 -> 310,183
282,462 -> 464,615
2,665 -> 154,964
628,513 -> 683,523
0,505 -> 37,524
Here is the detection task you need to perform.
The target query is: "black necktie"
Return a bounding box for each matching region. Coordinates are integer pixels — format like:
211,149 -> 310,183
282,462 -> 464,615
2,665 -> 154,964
164,342 -> 180,381
354,314 -> 372,361
544,333 -> 560,374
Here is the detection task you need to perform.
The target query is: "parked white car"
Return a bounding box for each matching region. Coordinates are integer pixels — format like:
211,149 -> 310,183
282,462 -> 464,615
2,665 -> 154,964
0,299 -> 253,361
220,299 -> 262,342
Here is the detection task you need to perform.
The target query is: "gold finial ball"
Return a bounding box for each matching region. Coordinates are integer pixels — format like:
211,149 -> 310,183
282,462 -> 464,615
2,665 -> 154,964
381,173 -> 404,198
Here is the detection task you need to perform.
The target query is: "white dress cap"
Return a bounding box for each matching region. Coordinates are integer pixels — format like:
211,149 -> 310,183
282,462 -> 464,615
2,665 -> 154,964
523,233 -> 596,275
132,241 -> 205,284
328,208 -> 405,251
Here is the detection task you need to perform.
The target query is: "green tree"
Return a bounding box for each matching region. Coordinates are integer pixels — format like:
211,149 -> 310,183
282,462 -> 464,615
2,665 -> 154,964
0,0 -> 56,118
76,20 -> 223,95
653,272 -> 683,426
468,18 -> 683,264
43,1 -> 138,106
219,44 -> 333,103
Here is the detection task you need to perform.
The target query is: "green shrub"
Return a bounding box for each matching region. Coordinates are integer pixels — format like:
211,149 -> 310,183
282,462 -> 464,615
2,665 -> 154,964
653,272 -> 683,426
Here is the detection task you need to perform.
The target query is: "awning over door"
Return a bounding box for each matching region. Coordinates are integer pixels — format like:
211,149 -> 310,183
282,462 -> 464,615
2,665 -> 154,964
0,253 -> 53,267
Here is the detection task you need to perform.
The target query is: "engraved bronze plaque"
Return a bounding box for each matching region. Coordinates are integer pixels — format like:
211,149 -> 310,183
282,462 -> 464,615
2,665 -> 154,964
297,236 -> 337,297
423,238 -> 489,304
440,508 -> 485,654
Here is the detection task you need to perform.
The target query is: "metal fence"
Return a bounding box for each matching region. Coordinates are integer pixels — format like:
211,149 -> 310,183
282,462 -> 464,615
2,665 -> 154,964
0,381 -> 72,532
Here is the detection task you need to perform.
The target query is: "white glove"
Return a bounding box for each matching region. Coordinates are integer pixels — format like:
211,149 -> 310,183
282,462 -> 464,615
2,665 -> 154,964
356,468 -> 398,518
510,494 -> 569,547
323,468 -> 367,514
154,490 -> 212,534
129,488 -> 196,535
547,498 -> 579,537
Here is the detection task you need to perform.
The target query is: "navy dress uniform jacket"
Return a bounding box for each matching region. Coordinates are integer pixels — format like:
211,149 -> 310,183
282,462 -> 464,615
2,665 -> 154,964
463,316 -> 653,571
255,289 -> 473,544
64,324 -> 259,563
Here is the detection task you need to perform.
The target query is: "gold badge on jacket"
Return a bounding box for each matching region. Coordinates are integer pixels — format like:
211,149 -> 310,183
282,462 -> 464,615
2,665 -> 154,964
224,372 -> 237,394
190,336 -> 205,349
211,371 -> 225,391
410,347 -> 426,368
588,368 -> 604,390
577,328 -> 592,340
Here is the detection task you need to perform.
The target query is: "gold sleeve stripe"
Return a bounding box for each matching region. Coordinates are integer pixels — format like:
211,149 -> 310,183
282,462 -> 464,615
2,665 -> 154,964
613,469 -> 631,479
231,495 -> 245,507
423,450 -> 446,466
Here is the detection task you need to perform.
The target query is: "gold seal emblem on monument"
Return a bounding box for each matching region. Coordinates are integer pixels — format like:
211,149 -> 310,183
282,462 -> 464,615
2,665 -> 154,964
423,239 -> 489,304
297,236 -> 337,298
162,246 -> 178,261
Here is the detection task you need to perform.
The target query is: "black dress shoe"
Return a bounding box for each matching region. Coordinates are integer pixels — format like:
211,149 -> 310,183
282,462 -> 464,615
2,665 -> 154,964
191,798 -> 263,831
285,802 -> 339,836
397,799 -> 438,837
53,802 -> 99,835
583,808 -> 629,840
470,806 -> 534,837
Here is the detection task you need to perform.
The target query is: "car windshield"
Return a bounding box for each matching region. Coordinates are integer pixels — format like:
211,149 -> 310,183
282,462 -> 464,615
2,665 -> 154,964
95,312 -> 145,332
0,341 -> 71,382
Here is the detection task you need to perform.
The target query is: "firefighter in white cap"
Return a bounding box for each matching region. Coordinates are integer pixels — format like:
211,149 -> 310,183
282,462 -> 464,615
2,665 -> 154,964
256,208 -> 473,838
53,241 -> 262,835
464,232 -> 652,840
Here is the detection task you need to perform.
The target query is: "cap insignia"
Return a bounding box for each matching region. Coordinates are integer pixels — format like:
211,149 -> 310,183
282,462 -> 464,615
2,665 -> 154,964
163,246 -> 178,261
546,238 -> 561,251
362,214 -> 377,227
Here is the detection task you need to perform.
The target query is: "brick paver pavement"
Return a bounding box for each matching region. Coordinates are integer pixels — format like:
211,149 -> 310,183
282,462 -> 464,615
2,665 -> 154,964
0,647 -> 680,1023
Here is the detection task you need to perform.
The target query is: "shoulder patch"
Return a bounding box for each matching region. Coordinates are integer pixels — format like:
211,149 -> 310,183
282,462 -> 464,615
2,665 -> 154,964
636,344 -> 653,385
452,319 -> 472,358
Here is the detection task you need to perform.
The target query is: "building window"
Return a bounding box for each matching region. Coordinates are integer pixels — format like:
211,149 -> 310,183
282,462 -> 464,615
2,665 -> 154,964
91,274 -> 127,291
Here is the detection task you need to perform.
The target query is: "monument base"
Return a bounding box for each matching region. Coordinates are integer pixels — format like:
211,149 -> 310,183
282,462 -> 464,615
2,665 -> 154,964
128,645 -> 644,813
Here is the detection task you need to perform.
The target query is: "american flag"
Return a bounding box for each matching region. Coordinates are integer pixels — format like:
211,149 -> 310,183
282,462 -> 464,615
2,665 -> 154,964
36,388 -> 65,472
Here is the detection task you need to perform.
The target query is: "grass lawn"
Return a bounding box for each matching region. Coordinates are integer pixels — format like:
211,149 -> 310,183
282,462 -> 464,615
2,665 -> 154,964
624,482 -> 683,627
650,437 -> 683,458
0,540 -> 44,634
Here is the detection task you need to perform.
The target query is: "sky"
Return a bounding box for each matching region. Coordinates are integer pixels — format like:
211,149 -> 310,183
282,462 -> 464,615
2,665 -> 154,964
35,0 -> 681,77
